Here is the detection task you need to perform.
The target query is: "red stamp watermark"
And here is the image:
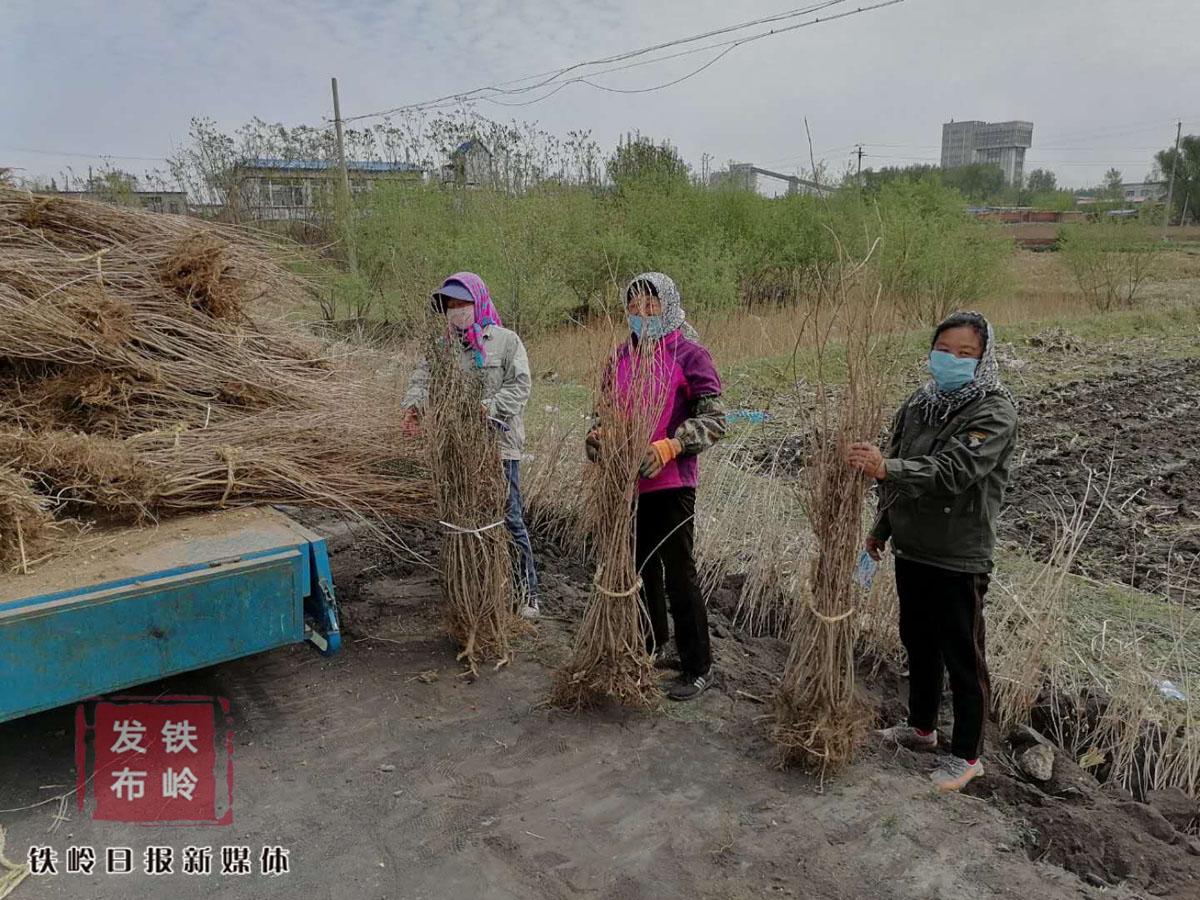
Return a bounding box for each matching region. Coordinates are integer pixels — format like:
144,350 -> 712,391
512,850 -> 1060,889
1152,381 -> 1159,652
75,696 -> 233,825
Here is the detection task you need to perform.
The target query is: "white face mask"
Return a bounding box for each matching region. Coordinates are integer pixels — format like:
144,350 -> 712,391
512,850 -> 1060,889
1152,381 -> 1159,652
446,306 -> 475,330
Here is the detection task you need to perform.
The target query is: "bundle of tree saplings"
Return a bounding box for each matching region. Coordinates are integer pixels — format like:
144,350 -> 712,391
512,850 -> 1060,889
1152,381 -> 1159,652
773,253 -> 893,774
552,336 -> 666,710
423,336 -> 521,675
0,188 -> 430,572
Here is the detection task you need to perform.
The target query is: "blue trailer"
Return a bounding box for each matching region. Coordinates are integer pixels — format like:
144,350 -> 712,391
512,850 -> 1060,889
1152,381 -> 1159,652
0,506 -> 341,724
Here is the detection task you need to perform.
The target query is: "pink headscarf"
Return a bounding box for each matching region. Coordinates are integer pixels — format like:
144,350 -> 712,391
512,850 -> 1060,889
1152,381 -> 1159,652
433,272 -> 503,367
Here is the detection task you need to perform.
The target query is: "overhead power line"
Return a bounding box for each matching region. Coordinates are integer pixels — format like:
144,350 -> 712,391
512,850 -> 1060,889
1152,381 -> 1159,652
1034,116 -> 1198,148
574,2 -> 905,96
478,37 -> 759,109
338,0 -> 904,123
339,0 -> 849,121
0,145 -> 169,163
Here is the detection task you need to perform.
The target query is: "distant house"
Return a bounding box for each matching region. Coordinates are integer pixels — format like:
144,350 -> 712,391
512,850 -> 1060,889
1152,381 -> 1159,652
1076,181 -> 1168,207
441,140 -> 494,187
1120,181 -> 1168,203
52,190 -> 189,215
233,158 -> 425,220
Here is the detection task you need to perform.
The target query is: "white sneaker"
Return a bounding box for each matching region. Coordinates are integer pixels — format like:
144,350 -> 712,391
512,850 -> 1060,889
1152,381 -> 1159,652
519,603 -> 540,620
877,724 -> 938,750
931,756 -> 984,792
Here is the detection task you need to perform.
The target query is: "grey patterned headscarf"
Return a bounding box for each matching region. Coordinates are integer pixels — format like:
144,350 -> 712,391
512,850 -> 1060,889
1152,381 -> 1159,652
625,272 -> 699,340
912,310 -> 1015,423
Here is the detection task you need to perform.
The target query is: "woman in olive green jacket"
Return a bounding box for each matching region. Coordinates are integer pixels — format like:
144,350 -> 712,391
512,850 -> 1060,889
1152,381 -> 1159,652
847,310 -> 1017,793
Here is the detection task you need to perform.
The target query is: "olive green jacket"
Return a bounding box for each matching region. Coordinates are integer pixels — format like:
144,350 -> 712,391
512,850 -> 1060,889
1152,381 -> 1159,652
870,391 -> 1018,574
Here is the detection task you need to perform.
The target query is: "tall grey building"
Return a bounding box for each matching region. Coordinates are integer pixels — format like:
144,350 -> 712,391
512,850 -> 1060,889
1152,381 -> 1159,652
940,120 -> 1034,186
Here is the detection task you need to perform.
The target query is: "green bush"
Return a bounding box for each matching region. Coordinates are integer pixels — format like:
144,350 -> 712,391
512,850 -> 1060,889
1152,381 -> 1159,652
872,180 -> 1013,324
348,173 -> 1009,332
1060,223 -> 1158,311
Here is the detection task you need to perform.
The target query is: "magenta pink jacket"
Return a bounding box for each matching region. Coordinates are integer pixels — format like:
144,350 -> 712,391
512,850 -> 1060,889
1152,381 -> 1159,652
611,330 -> 723,494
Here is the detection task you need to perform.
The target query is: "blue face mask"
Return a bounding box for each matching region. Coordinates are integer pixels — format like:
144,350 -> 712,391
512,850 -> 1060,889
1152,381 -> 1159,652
628,314 -> 667,341
928,350 -> 979,392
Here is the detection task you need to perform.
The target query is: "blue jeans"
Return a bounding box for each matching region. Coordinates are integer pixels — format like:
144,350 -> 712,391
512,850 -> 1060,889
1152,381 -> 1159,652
503,460 -> 539,605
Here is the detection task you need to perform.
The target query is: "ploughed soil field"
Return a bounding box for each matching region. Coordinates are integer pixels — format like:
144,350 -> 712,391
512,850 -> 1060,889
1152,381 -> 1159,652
1001,355 -> 1200,598
3,517 -> 1199,900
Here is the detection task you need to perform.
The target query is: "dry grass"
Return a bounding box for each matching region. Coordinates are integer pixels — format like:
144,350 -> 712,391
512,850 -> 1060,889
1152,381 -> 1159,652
855,553 -> 903,673
694,424 -> 809,638
990,467 -> 1110,730
1081,609 -> 1200,798
772,249 -> 896,774
551,327 -> 667,710
0,822 -> 31,898
530,301 -> 1078,390
424,335 -> 522,676
1014,573 -> 1200,800
524,247 -> 1200,386
521,397 -> 589,555
988,465 -> 1200,799
0,189 -> 432,572
0,465 -> 55,573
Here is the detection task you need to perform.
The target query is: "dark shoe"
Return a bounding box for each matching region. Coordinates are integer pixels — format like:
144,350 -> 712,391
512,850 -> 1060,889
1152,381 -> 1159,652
668,669 -> 716,702
653,652 -> 681,671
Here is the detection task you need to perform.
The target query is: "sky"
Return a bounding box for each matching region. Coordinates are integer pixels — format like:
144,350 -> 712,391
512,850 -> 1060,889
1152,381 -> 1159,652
5,0 -> 1199,191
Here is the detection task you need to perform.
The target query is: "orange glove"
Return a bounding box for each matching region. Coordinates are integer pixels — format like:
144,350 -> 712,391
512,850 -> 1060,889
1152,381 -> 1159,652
640,438 -> 682,478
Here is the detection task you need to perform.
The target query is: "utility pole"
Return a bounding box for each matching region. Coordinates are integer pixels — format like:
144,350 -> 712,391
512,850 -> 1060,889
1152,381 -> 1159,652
1162,120 -> 1182,241
330,77 -> 359,277
855,144 -> 864,180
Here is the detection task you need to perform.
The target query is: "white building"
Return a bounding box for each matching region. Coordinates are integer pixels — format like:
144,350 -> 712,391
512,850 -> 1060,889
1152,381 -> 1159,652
233,158 -> 424,221
941,120 -> 1034,186
1121,181 -> 1168,203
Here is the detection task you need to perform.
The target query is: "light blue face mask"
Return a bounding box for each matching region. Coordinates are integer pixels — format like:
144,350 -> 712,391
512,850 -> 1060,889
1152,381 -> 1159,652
928,350 -> 979,392
628,314 -> 667,341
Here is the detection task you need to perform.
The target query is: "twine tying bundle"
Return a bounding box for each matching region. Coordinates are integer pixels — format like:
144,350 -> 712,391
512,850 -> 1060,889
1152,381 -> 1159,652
592,577 -> 643,599
438,519 -> 506,537
807,602 -> 856,625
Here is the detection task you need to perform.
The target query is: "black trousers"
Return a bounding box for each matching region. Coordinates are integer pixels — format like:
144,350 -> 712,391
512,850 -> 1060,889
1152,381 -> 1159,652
895,557 -> 991,761
635,487 -> 712,679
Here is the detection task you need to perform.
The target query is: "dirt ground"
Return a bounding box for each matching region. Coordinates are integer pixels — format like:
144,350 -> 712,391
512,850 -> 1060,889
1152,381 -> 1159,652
3,518 -> 1199,900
